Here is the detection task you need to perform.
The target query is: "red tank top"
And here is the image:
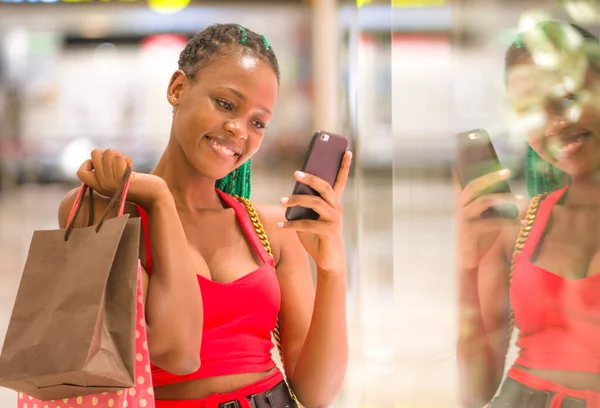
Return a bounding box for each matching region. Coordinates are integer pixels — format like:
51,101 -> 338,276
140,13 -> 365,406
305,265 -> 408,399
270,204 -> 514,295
511,186 -> 600,373
136,190 -> 280,386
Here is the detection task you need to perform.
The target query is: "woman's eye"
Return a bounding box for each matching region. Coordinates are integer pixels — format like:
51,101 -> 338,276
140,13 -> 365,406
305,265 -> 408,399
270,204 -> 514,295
253,121 -> 266,130
559,94 -> 577,109
217,99 -> 233,110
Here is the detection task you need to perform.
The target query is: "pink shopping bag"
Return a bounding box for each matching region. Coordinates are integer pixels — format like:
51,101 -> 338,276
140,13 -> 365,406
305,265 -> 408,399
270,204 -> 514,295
17,259 -> 155,408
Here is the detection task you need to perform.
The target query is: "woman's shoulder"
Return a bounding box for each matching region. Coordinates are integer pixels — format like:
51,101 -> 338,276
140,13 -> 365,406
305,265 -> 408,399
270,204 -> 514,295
252,202 -> 285,222
499,194 -> 548,260
251,202 -> 290,265
252,202 -> 286,240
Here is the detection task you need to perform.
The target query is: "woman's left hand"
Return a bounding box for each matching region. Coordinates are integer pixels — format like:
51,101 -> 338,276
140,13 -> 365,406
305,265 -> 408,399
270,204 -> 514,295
278,151 -> 353,276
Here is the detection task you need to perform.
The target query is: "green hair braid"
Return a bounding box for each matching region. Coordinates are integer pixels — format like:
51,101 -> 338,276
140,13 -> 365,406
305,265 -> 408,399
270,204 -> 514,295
216,159 -> 252,199
238,25 -> 248,44
515,33 -> 524,49
261,35 -> 270,51
525,144 -> 567,197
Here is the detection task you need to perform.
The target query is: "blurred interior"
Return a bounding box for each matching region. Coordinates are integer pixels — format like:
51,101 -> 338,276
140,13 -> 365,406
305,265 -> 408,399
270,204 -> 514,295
2,0 -> 596,406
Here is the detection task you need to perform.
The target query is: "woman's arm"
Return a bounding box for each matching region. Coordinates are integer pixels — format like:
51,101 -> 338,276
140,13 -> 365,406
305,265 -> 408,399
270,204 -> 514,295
457,236 -> 511,407
258,204 -> 348,408
137,187 -> 204,375
58,152 -> 204,375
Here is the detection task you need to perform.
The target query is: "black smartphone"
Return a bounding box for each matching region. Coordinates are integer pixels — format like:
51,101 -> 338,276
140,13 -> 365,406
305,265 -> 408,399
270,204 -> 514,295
285,130 -> 348,221
455,129 -> 518,219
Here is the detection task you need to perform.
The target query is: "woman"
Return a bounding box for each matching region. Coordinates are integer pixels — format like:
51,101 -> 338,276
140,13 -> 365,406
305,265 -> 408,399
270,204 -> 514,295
457,22 -> 600,408
57,24 -> 351,408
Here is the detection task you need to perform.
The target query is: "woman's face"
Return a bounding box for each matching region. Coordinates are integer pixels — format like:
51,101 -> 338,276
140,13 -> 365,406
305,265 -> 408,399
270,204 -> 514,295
168,50 -> 278,180
507,59 -> 600,177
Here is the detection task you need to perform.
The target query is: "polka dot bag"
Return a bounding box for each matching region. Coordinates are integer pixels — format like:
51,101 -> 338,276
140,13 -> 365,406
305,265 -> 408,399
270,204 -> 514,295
17,259 -> 155,408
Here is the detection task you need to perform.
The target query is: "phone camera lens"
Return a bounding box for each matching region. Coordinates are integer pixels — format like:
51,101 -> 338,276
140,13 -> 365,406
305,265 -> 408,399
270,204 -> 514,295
468,133 -> 479,140
321,134 -> 330,142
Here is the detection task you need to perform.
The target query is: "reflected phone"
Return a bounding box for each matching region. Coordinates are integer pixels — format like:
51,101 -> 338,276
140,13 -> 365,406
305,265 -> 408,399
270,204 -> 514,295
455,128 -> 518,219
285,130 -> 348,221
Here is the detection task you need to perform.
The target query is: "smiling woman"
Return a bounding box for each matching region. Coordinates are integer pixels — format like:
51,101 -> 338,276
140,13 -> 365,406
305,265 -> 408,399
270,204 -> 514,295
457,21 -> 600,408
57,23 -> 351,408
505,22 -> 600,196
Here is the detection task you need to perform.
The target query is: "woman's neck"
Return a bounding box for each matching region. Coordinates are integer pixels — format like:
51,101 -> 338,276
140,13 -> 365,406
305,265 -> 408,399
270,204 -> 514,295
564,171 -> 600,206
151,139 -> 224,212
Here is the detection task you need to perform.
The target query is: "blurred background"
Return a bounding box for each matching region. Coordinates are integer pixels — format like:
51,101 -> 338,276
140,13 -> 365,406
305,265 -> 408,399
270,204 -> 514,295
0,0 -> 596,407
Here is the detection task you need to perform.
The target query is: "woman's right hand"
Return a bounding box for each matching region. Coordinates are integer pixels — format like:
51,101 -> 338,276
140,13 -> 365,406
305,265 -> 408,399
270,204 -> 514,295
77,149 -> 169,209
457,169 -> 527,270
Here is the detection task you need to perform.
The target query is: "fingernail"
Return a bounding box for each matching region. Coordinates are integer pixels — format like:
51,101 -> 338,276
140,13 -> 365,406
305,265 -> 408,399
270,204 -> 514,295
499,169 -> 510,178
296,171 -> 305,178
520,219 -> 527,225
280,197 -> 289,204
277,222 -> 284,227
516,194 -> 525,200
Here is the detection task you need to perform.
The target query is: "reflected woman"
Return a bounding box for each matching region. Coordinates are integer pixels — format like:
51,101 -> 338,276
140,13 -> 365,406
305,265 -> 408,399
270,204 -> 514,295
457,22 -> 600,407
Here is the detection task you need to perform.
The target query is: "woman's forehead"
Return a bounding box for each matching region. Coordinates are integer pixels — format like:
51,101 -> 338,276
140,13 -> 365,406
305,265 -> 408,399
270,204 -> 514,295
506,64 -> 554,101
198,53 -> 274,83
194,53 -> 278,107
508,62 -> 597,97
507,64 -> 539,90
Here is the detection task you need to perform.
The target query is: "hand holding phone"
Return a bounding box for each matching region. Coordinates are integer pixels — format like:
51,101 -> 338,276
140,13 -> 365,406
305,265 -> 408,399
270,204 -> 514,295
279,130 -> 351,275
455,129 -> 527,269
455,129 -> 518,219
285,131 -> 349,221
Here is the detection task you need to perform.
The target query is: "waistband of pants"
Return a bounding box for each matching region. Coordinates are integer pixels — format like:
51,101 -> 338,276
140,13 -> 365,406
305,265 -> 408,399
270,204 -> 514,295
155,369 -> 286,408
507,366 -> 600,408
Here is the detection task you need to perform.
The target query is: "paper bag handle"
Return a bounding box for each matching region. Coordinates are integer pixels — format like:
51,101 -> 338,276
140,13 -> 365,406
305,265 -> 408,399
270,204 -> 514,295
66,183 -> 95,230
64,166 -> 133,241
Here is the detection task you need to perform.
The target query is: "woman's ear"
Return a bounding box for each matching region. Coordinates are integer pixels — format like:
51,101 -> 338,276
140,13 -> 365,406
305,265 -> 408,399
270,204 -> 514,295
167,70 -> 188,107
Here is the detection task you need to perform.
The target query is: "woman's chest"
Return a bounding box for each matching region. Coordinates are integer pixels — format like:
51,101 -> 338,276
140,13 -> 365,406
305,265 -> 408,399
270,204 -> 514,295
181,211 -> 264,284
532,208 -> 600,279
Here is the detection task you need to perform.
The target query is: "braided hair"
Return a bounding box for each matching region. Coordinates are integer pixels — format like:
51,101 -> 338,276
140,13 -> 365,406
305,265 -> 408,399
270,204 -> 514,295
505,21 -> 599,197
177,24 -> 280,199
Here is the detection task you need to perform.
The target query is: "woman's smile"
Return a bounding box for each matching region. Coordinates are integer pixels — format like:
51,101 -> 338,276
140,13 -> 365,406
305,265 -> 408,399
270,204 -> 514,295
203,136 -> 242,162
548,130 -> 593,160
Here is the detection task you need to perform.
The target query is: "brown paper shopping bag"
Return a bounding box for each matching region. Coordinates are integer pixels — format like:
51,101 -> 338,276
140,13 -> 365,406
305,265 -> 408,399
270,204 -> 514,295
16,258 -> 155,408
0,168 -> 141,401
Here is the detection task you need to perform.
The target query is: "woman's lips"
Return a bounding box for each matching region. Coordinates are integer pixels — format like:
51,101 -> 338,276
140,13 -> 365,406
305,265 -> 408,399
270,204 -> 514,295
204,136 -> 241,161
551,132 -> 591,160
